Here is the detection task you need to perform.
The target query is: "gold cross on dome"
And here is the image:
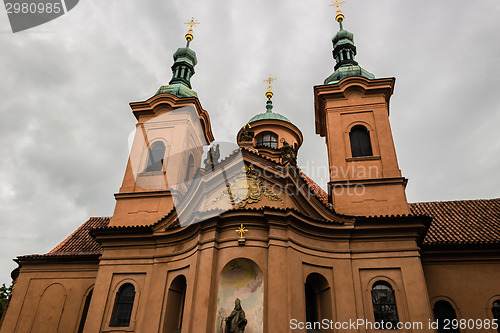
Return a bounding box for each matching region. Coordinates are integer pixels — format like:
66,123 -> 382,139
263,74 -> 276,98
330,0 -> 345,11
236,224 -> 248,238
185,17 -> 200,31
184,17 -> 200,42
264,74 -> 277,90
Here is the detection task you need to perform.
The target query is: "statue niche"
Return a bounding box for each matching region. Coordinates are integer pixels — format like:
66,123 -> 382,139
225,298 -> 247,333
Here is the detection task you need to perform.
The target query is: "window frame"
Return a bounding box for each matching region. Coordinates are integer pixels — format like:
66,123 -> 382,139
432,299 -> 461,333
105,279 -> 141,331
371,280 -> 400,328
255,131 -> 279,149
144,140 -> 167,172
109,283 -> 136,327
349,124 -> 373,158
486,296 -> 500,333
492,300 -> 500,333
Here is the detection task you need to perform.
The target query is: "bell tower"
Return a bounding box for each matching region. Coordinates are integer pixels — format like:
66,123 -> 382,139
314,3 -> 409,216
110,18 -> 214,227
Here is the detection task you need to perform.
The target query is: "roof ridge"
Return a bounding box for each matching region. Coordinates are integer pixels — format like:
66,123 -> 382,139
410,198 -> 500,205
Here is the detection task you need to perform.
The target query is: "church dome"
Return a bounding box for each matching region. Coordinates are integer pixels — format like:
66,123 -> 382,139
248,110 -> 291,124
247,97 -> 292,124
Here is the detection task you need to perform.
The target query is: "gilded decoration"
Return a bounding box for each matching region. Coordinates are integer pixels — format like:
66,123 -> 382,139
207,164 -> 284,208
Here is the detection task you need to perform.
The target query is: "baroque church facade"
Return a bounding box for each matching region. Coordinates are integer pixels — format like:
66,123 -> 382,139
1,10 -> 500,333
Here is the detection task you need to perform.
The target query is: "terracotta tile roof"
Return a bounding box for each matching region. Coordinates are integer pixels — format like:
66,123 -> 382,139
48,217 -> 110,255
410,199 -> 500,246
298,171 -> 329,206
17,217 -> 109,261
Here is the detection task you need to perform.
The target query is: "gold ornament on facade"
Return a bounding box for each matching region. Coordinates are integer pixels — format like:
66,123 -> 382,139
184,17 -> 200,41
236,224 -> 248,238
207,164 -> 284,208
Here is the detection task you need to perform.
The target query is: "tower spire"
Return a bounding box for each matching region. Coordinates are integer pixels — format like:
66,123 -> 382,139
263,74 -> 276,113
155,17 -> 200,98
324,1 -> 375,84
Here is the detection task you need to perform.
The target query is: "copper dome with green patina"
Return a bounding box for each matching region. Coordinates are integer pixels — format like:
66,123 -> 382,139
248,98 -> 292,124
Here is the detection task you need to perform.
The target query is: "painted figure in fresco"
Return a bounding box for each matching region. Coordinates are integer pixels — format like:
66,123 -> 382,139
225,298 -> 247,333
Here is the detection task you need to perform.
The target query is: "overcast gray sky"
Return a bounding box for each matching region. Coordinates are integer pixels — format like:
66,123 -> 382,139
0,0 -> 499,285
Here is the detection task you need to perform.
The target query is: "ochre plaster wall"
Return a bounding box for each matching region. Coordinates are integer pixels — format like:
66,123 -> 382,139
423,258 -> 500,325
0,262 -> 98,333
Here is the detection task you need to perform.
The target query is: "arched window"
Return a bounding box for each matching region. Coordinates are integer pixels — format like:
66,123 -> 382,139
77,289 -> 93,333
492,300 -> 500,333
185,155 -> 195,182
304,273 -> 333,327
145,141 -> 166,172
349,125 -> 372,157
255,132 -> 278,149
371,281 -> 399,327
433,300 -> 459,333
164,275 -> 187,333
110,283 -> 135,327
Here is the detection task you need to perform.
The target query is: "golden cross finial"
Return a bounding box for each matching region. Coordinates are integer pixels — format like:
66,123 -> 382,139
236,224 -> 248,238
185,17 -> 199,30
263,74 -> 277,99
92,209 -> 95,216
330,0 -> 345,11
184,17 -> 200,42
330,0 -> 346,22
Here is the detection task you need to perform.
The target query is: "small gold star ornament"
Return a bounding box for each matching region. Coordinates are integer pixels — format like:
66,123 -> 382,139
236,224 -> 248,238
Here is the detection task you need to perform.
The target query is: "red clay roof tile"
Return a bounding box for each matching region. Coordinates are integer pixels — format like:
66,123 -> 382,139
48,217 -> 110,254
410,198 -> 500,246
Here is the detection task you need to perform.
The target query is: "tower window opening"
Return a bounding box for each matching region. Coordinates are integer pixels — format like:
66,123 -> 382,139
349,125 -> 373,157
110,283 -> 135,327
256,132 -> 278,149
433,300 -> 460,333
145,141 -> 166,172
371,281 -> 399,328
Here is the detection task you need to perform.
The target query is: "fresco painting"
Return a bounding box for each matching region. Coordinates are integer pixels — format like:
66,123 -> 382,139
215,258 -> 264,333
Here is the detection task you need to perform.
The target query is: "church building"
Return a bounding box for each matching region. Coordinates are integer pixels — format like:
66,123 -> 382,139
1,6 -> 499,333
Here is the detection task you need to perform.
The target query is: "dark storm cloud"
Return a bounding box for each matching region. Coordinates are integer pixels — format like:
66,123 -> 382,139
0,0 -> 499,284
